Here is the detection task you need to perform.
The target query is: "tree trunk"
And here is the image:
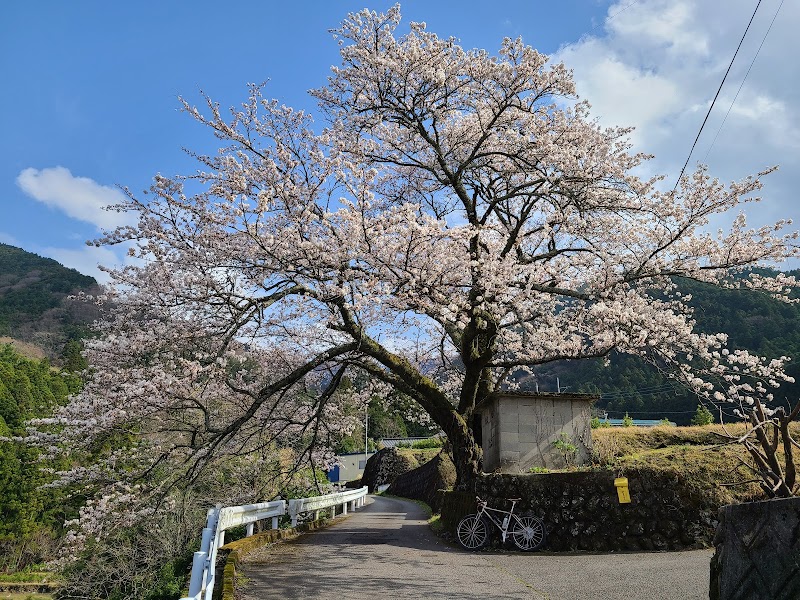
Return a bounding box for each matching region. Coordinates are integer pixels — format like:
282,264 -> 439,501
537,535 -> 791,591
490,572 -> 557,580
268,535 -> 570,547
442,410 -> 481,490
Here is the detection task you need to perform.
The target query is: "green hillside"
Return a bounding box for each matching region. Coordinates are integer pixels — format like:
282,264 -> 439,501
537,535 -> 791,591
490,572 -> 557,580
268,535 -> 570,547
0,343 -> 83,571
0,244 -> 100,360
543,271 -> 800,425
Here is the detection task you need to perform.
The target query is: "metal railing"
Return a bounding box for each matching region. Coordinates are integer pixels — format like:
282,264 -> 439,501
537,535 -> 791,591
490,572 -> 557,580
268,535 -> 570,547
288,486 -> 368,526
180,487 -> 368,600
182,499 -> 285,600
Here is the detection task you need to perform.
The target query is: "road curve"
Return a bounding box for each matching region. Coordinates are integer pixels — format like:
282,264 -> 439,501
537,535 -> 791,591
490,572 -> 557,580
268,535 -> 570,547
238,495 -> 711,600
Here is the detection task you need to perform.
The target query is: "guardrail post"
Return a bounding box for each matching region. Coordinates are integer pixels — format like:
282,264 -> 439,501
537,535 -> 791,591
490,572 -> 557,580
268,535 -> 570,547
246,523 -> 254,537
188,551 -> 207,596
272,516 -> 279,530
314,510 -> 320,521
342,501 -> 348,515
200,527 -> 213,553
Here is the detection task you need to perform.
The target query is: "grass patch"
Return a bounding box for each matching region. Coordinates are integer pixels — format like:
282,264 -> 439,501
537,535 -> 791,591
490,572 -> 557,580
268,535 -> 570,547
396,448 -> 442,464
0,574 -> 55,585
0,594 -> 52,600
427,513 -> 444,534
593,423 -> 800,504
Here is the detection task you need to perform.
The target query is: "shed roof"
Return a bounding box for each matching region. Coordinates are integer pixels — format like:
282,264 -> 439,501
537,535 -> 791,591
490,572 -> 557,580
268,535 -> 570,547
476,391 -> 599,410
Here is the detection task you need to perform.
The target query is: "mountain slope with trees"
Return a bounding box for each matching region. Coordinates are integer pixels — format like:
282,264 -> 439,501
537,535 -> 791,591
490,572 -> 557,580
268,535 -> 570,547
0,243 -> 101,361
549,271 -> 800,424
0,344 -> 84,571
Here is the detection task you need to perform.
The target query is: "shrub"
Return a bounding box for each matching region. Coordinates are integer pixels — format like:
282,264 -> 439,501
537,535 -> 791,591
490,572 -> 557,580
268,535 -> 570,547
411,437 -> 443,449
553,433 -> 578,467
691,404 -> 715,426
621,413 -> 634,427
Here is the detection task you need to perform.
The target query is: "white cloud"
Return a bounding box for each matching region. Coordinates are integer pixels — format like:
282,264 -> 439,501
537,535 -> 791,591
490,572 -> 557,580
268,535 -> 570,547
16,166 -> 134,231
554,0 -> 800,229
605,0 -> 709,58
40,244 -> 122,284
558,42 -> 681,145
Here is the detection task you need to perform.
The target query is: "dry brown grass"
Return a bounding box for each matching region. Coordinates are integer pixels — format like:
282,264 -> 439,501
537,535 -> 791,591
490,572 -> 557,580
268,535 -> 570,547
592,423 -> 800,504
0,337 -> 46,360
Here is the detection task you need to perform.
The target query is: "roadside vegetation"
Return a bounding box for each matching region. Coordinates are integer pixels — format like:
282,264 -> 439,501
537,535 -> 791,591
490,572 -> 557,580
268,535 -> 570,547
593,423 -> 800,504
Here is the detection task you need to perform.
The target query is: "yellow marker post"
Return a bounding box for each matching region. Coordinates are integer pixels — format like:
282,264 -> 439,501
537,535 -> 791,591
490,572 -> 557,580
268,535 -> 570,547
614,477 -> 631,504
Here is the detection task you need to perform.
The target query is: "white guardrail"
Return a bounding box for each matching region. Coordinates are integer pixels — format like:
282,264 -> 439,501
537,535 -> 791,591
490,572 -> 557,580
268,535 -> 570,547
180,486 -> 368,600
288,486 -> 368,526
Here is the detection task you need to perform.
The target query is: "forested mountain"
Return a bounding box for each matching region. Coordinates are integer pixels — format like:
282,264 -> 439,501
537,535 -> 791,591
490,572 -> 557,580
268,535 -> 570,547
0,344 -> 84,570
0,243 -> 101,361
532,271 -> 800,424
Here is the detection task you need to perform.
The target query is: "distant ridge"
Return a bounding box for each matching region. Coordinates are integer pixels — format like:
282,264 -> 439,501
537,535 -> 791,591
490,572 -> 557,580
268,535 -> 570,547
0,243 -> 101,360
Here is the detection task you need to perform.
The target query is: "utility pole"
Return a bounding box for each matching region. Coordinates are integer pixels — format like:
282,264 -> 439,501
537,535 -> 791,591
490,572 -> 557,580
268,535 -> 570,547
364,403 -> 369,470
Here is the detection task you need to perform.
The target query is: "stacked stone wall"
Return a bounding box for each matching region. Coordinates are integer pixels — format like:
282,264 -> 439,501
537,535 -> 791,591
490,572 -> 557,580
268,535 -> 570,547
361,447 -> 418,492
386,451 -> 456,512
441,468 -> 720,551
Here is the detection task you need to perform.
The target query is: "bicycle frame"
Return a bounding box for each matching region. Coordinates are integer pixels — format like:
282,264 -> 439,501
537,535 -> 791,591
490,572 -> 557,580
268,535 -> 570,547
475,497 -> 519,543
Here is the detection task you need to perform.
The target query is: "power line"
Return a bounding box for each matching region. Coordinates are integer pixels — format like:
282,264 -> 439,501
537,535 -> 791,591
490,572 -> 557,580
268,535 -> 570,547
586,0 -> 642,34
702,0 -> 785,163
672,0 -> 764,192
599,383 -> 683,398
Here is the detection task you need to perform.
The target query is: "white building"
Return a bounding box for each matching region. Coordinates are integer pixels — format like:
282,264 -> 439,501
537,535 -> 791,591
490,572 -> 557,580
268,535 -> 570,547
327,451 -> 376,483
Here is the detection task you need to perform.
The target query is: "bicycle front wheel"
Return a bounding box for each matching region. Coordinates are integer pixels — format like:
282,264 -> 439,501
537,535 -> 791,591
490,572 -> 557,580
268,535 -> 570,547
511,515 -> 546,551
456,513 -> 489,550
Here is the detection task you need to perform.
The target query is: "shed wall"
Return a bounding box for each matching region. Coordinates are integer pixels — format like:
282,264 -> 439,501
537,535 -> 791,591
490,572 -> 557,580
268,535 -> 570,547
480,394 -> 594,473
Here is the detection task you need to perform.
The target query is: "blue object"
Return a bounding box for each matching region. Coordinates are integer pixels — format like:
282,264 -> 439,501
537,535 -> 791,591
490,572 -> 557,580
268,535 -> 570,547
327,465 -> 340,482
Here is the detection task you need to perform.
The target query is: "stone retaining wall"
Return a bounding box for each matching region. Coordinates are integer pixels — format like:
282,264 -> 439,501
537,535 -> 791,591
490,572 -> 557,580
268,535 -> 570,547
386,451 -> 455,512
441,468 -> 720,551
361,447 -> 418,492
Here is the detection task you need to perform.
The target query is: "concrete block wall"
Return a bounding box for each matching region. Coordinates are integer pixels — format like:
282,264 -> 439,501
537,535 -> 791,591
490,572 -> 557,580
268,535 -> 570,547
480,393 -> 595,473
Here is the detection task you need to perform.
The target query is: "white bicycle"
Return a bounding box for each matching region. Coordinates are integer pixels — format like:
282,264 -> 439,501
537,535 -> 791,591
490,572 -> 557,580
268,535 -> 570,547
456,496 -> 546,551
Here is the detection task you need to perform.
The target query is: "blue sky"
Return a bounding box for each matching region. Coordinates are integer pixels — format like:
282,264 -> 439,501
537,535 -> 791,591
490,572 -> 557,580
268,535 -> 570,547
2,0 -> 798,281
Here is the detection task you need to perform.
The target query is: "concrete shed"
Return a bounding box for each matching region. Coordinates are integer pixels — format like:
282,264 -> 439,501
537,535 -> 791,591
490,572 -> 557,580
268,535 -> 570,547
477,392 -> 597,473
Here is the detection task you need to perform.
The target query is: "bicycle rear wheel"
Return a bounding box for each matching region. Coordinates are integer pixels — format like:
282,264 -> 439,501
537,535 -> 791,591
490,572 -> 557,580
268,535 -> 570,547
457,513 -> 489,550
510,515 -> 546,551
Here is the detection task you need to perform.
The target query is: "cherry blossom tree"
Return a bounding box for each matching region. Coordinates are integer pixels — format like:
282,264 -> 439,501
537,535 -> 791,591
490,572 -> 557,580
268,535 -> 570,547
41,5 -> 800,502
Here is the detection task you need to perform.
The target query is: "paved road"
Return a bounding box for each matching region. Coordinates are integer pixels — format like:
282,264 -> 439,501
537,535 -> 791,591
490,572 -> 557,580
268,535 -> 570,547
239,495 -> 712,600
